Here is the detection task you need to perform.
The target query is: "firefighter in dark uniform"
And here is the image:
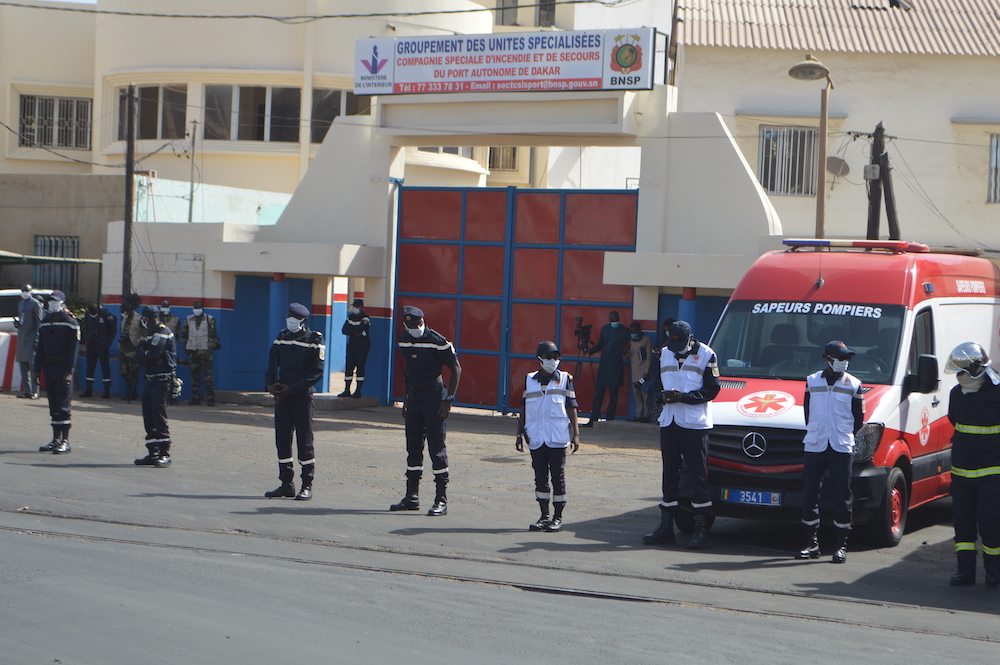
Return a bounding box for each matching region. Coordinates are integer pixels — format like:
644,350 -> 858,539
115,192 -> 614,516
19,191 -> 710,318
943,342 -> 1000,588
81,303 -> 117,398
35,290 -> 80,455
338,298 -> 371,398
264,303 -> 325,501
643,320 -> 720,549
390,306 -> 462,516
133,306 -> 177,468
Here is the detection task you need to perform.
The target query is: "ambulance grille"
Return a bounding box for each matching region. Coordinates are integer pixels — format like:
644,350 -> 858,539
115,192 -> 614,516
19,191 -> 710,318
719,380 -> 746,390
709,426 -> 805,468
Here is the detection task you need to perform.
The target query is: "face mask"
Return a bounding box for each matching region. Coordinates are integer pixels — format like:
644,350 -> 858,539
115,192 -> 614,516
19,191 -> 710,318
407,325 -> 425,338
286,317 -> 303,333
957,372 -> 986,393
829,358 -> 850,373
610,321 -> 620,328
349,307 -> 359,314
20,292 -> 30,300
192,308 -> 203,316
48,301 -> 63,313
539,358 -> 560,373
160,308 -> 170,315
631,333 -> 640,340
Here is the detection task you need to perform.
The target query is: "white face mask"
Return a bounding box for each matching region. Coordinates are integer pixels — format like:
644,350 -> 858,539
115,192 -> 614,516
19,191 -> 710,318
48,300 -> 63,313
20,292 -> 30,300
192,308 -> 203,316
539,358 -> 560,373
286,317 -> 303,333
349,307 -> 359,314
160,308 -> 170,315
406,325 -> 425,338
829,358 -> 850,373
957,371 -> 986,393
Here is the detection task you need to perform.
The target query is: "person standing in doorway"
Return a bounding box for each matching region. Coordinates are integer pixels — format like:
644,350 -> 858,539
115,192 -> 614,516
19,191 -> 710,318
581,310 -> 630,427
81,303 -> 117,398
390,306 -> 461,516
35,291 -> 79,454
338,298 -> 371,398
14,284 -> 43,399
264,303 -> 325,501
181,300 -> 221,406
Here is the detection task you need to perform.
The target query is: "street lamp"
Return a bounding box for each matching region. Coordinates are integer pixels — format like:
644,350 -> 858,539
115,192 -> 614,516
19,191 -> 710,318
788,54 -> 833,239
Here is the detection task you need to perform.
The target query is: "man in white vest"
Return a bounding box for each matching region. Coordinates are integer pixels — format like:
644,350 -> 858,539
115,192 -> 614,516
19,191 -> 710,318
516,340 -> 581,532
797,341 -> 865,564
643,320 -> 720,549
180,299 -> 221,406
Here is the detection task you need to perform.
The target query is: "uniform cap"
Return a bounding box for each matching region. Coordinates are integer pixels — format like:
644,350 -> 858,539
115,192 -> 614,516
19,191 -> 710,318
192,300 -> 203,308
823,340 -> 855,359
401,305 -> 424,323
140,305 -> 159,319
352,298 -> 364,308
49,290 -> 66,302
161,300 -> 170,308
288,302 -> 310,319
665,320 -> 693,352
536,340 -> 560,356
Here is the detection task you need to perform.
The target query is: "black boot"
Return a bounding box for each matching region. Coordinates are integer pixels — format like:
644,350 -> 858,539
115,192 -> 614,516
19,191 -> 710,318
688,514 -> 710,550
338,380 -> 352,398
796,527 -> 820,559
153,444 -> 171,467
127,386 -> 139,402
52,428 -> 71,455
265,483 -> 296,498
134,443 -> 159,466
81,381 -> 93,398
985,568 -> 999,589
40,427 -> 60,452
642,505 -> 675,545
832,530 -> 849,563
544,502 -> 565,532
427,482 -> 447,516
352,380 -> 364,398
294,485 -> 312,501
102,382 -> 111,399
530,499 -> 551,531
206,395 -> 215,407
390,477 -> 420,511
950,550 -> 977,586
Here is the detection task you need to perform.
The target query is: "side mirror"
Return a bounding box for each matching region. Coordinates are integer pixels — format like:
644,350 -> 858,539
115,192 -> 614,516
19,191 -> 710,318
904,354 -> 939,394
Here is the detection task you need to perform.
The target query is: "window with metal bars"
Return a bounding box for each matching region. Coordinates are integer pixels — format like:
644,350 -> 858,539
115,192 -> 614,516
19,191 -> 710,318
19,95 -> 92,150
33,236 -> 79,295
488,146 -> 518,172
989,134 -> 1000,203
757,125 -> 817,196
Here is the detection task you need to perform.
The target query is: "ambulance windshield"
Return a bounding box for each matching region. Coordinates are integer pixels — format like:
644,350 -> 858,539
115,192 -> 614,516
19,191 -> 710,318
710,301 -> 906,383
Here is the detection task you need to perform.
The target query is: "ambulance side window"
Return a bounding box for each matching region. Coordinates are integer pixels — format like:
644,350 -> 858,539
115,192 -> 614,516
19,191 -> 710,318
907,309 -> 934,374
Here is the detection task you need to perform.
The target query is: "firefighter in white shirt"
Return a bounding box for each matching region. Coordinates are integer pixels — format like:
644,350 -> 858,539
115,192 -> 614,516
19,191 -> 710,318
516,341 -> 580,533
796,341 -> 865,564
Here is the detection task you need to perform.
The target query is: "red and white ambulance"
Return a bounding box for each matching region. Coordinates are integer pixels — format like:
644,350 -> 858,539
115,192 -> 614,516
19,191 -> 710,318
694,239 -> 1000,546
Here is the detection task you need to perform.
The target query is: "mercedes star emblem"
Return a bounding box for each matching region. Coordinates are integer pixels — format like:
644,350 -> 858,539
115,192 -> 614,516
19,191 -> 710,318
742,432 -> 766,458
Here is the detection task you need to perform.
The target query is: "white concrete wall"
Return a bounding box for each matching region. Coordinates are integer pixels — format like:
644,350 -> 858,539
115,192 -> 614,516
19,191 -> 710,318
134,177 -> 291,225
676,46 -> 1000,248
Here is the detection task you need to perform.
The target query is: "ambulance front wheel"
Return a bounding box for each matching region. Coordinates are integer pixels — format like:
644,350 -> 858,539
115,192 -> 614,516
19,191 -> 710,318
864,466 -> 908,548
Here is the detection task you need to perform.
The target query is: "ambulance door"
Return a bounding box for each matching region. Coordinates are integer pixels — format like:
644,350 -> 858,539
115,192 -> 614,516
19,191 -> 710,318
904,307 -> 949,456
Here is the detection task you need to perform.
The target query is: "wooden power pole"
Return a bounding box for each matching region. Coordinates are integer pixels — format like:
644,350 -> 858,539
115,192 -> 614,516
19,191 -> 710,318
122,83 -> 137,300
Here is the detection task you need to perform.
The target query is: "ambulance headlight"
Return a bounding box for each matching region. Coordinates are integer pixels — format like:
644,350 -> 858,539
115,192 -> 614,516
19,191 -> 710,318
854,422 -> 884,463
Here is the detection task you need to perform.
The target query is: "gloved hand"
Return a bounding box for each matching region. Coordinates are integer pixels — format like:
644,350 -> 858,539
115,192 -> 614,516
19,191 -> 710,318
662,389 -> 682,404
212,340 -> 222,350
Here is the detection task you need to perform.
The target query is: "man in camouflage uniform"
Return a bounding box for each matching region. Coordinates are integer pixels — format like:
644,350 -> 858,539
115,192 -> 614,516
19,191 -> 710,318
180,299 -> 221,406
118,294 -> 144,402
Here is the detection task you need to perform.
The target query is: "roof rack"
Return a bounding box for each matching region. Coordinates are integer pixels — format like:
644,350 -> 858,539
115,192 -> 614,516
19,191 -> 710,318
782,239 -> 930,253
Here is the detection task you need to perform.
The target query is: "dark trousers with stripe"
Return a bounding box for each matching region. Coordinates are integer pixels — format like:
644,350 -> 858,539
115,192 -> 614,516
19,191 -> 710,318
404,395 -> 448,484
274,391 -> 315,486
660,423 -> 711,514
42,364 -> 72,432
531,444 -> 567,502
952,473 -> 1000,570
345,341 -> 370,381
85,345 -> 112,386
142,378 -> 171,447
801,446 -> 853,531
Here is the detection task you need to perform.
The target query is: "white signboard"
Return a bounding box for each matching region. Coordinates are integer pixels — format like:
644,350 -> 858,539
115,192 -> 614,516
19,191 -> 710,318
355,27 -> 656,96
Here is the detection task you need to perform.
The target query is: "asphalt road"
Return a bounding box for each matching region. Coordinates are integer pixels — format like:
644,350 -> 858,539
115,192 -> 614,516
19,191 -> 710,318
1,394 -> 997,663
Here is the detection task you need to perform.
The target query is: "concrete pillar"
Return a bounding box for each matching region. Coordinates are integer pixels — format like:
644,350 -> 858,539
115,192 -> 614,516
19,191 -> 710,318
678,287 -> 697,333
269,273 -> 288,342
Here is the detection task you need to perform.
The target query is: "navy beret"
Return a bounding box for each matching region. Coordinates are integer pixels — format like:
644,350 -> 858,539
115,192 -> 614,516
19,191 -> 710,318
288,302 -> 310,318
401,305 -> 424,323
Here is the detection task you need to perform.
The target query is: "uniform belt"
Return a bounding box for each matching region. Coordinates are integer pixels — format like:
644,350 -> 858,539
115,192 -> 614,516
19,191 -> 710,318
146,372 -> 175,381
406,376 -> 443,392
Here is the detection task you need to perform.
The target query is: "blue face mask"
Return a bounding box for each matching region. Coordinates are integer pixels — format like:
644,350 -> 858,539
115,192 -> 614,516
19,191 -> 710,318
610,322 -> 620,328
631,333 -> 640,340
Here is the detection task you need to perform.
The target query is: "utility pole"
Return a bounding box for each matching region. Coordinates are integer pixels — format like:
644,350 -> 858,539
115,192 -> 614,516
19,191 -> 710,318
880,150 -> 900,240
122,83 -> 137,300
865,123 -> 885,240
188,119 -> 197,224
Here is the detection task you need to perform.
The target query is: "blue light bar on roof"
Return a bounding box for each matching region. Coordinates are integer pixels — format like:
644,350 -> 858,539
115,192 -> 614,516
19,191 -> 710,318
782,239 -> 930,253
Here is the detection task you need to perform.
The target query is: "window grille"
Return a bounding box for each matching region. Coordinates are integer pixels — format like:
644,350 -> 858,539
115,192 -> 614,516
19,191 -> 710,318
489,146 -> 519,172
33,236 -> 79,295
989,134 -> 1000,204
19,95 -> 91,150
757,125 -> 817,196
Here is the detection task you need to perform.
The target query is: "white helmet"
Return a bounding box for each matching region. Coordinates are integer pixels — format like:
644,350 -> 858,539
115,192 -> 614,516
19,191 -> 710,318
944,342 -> 1000,384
